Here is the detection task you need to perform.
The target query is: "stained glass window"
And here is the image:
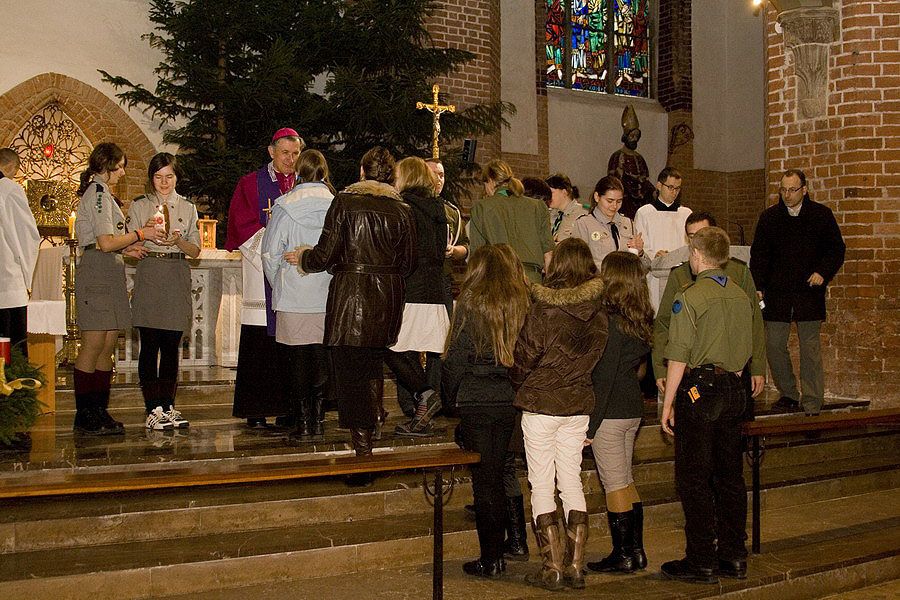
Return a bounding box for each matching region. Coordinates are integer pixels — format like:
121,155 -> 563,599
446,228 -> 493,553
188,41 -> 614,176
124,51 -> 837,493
544,0 -> 651,98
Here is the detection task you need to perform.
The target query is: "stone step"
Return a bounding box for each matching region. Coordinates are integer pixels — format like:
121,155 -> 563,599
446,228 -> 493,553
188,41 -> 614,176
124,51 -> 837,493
2,434 -> 897,557
2,486 -> 897,599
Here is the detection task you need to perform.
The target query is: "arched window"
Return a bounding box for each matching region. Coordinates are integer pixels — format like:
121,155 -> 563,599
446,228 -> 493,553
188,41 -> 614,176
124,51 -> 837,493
545,0 -> 651,98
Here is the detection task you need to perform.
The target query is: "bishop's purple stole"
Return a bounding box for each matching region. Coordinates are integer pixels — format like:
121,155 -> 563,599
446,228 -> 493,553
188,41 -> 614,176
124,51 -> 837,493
256,167 -> 283,336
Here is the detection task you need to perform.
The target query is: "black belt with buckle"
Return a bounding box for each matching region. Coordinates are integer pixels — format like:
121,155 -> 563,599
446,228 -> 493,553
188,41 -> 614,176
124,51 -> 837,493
146,251 -> 186,260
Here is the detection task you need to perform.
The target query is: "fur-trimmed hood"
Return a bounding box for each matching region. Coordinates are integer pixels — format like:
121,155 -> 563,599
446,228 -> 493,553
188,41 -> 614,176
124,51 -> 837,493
343,179 -> 403,201
530,277 -> 604,322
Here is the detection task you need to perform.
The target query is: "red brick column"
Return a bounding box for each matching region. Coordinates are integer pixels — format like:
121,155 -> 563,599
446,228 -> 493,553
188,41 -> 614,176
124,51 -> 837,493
764,1 -> 900,406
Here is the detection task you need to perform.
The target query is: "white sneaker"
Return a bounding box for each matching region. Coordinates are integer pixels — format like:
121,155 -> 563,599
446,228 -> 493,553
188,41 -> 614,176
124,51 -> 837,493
165,406 -> 190,429
146,406 -> 175,430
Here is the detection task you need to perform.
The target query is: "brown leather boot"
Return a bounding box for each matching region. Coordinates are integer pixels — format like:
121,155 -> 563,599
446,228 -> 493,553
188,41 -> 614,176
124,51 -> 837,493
347,427 -> 375,487
370,378 -> 387,440
526,512 -> 565,591
563,510 -> 589,589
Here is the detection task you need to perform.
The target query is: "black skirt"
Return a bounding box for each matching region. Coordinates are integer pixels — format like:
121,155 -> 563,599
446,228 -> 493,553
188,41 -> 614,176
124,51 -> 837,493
232,324 -> 288,418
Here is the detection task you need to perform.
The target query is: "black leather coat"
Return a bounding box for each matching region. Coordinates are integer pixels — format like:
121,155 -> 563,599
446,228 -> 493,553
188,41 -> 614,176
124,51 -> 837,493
301,180 -> 417,347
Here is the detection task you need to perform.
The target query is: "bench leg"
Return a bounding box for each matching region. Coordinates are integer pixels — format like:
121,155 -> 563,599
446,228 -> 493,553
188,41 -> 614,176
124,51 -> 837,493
433,469 -> 443,600
750,436 -> 762,554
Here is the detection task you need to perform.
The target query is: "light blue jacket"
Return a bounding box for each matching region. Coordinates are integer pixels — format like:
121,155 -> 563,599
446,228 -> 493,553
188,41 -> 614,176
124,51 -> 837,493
262,182 -> 333,313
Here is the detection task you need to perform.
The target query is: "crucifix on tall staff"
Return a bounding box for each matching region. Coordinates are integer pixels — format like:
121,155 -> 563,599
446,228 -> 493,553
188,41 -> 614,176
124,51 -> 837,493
417,84 -> 455,159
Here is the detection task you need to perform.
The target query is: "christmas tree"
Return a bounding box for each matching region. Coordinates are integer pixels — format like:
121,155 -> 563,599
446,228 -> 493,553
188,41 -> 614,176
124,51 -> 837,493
100,0 -> 512,228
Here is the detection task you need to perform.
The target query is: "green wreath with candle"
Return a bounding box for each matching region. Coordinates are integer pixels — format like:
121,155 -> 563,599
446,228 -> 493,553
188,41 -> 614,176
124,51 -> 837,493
0,347 -> 45,446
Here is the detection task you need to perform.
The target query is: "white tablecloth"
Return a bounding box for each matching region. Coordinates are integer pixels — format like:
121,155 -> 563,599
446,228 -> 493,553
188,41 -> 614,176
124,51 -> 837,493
27,300 -> 66,335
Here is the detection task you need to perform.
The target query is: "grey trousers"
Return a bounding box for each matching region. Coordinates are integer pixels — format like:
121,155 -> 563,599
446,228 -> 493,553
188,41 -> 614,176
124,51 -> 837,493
764,320 -> 824,413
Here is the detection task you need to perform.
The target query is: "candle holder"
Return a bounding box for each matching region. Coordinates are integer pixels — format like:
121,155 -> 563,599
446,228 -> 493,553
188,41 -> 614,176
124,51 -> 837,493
56,238 -> 80,367
198,217 -> 218,250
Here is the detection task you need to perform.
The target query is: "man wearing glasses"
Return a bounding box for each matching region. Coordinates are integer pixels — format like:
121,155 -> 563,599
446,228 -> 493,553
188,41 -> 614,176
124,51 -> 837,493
749,169 -> 845,415
635,167 -> 693,312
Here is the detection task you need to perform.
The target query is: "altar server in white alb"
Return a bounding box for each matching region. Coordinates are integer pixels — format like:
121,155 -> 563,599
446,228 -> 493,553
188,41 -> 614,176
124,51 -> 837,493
127,152 -> 201,431
634,166 -> 692,311
0,148 -> 40,357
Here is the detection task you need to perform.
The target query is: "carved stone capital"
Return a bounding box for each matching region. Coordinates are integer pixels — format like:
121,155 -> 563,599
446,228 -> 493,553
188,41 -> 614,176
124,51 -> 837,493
777,6 -> 840,119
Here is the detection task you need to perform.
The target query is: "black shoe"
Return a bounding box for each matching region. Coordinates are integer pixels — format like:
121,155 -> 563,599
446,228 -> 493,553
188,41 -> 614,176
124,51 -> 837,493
771,396 -> 800,413
661,559 -> 718,584
246,418 -> 268,429
73,408 -> 104,436
716,558 -> 747,580
96,408 -> 126,435
274,414 -> 296,429
462,558 -> 506,578
394,420 -> 435,438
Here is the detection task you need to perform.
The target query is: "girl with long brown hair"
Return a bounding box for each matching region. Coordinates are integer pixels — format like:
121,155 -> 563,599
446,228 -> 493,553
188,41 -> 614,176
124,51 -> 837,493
585,250 -> 655,574
511,237 -> 608,590
443,244 -> 530,578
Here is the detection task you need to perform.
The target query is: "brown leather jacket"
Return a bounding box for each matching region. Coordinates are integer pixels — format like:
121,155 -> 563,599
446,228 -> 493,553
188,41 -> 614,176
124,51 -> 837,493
511,277 -> 608,416
301,180 -> 416,347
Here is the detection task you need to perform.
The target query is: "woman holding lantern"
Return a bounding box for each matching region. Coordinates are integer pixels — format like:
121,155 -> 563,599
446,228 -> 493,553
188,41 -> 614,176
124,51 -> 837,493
127,152 -> 201,430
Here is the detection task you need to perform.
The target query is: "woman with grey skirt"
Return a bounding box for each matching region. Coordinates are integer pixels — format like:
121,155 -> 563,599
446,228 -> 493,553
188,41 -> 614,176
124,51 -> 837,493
127,153 -> 201,430
73,143 -> 163,435
585,251 -> 654,574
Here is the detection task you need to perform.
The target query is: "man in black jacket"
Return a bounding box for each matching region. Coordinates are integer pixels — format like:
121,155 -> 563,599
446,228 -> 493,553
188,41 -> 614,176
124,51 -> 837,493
750,169 -> 845,415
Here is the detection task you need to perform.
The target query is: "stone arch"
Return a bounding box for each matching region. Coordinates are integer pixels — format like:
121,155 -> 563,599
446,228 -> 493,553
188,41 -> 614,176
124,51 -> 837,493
0,72 -> 157,203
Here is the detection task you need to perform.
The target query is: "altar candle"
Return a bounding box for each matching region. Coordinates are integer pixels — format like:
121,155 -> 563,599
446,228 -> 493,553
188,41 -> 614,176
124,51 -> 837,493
68,211 -> 76,239
0,338 -> 10,366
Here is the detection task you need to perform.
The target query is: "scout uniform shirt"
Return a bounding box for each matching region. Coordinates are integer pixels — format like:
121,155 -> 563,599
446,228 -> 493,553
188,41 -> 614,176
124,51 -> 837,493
126,193 -> 201,252
550,199 -> 588,243
571,210 -> 640,270
653,258 -> 766,378
663,268 -> 753,373
75,179 -> 127,248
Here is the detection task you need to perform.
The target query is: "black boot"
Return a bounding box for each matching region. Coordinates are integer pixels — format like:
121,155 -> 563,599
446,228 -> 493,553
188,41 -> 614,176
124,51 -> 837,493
73,369 -> 102,435
632,502 -> 647,570
290,395 -> 311,439
94,369 -> 124,435
346,427 -> 375,487
587,510 -> 636,574
308,378 -> 326,439
503,495 -> 529,561
370,378 -> 386,441
464,510 -> 506,578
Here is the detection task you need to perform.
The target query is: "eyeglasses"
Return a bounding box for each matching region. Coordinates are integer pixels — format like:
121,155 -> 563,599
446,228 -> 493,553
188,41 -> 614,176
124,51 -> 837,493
779,186 -> 804,194
661,183 -> 682,192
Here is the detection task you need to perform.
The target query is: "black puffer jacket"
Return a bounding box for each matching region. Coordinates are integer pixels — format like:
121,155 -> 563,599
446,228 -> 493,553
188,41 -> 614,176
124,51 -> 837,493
301,180 -> 417,347
442,324 -> 514,410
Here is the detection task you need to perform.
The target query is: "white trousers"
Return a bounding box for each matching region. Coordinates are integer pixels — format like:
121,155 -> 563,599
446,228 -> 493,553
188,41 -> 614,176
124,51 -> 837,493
521,411 -> 589,519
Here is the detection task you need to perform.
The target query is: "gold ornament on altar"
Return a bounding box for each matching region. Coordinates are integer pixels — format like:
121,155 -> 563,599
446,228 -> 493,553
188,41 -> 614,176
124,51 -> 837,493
416,84 -> 455,159
198,217 -> 218,250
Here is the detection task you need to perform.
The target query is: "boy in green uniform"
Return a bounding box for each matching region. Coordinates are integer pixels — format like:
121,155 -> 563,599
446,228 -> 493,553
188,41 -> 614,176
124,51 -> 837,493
660,226 -> 753,584
653,212 -> 766,404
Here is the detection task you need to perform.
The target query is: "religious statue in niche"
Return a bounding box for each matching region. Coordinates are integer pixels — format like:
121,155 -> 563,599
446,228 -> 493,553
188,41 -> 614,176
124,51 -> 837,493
607,104 -> 654,220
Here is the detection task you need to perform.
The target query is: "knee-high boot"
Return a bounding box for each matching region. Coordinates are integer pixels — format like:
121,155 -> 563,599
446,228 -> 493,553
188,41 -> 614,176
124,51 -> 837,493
632,502 -> 647,569
95,369 -> 124,434
587,510 -> 636,573
370,378 -> 386,440
563,510 -> 589,589
347,427 -> 375,487
526,512 -> 565,591
503,494 -> 530,561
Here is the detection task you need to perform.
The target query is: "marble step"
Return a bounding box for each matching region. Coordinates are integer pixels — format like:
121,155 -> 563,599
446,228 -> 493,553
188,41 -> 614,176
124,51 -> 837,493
2,485 -> 898,599
2,435 -> 898,556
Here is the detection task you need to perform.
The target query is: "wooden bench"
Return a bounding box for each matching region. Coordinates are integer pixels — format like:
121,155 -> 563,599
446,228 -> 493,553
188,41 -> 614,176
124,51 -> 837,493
0,447 -> 481,600
742,408 -> 900,553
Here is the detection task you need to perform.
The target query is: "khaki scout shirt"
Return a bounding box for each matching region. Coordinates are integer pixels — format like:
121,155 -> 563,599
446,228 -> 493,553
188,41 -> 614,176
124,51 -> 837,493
653,258 -> 766,377
126,193 -> 201,253
75,178 -> 126,248
571,210 -> 641,270
550,200 -> 588,243
663,268 -> 753,373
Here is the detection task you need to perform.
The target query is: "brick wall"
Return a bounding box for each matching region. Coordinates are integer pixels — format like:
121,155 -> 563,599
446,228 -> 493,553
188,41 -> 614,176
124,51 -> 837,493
658,0 -> 693,111
0,72 -> 156,206
765,1 -> 900,406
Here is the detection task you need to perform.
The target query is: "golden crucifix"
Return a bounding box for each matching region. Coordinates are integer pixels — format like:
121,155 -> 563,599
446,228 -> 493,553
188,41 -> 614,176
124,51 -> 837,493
417,84 -> 455,159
